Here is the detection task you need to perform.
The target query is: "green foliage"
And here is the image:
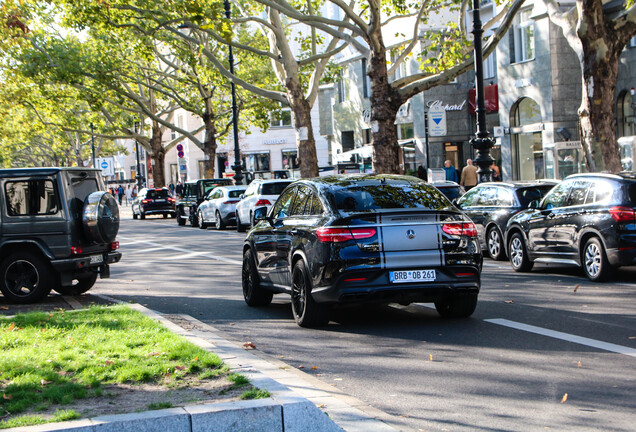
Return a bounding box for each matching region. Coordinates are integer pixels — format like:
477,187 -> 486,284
240,388 -> 271,400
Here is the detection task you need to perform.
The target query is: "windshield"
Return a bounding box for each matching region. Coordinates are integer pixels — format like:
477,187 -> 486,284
201,180 -> 231,196
261,182 -> 292,195
333,183 -> 450,212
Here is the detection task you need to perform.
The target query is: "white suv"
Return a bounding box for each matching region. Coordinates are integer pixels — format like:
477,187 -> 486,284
235,179 -> 293,232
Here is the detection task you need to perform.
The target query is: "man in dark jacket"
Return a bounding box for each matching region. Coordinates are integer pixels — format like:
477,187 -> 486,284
443,160 -> 459,183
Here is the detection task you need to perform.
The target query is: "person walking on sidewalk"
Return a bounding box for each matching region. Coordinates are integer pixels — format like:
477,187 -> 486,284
443,160 -> 458,183
125,184 -> 133,205
460,159 -> 479,191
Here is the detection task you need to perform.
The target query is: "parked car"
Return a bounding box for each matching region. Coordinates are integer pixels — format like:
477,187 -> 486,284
131,187 -> 176,219
241,175 -> 482,327
456,181 -> 557,260
0,167 -> 121,303
176,178 -> 234,227
235,179 -> 293,232
430,180 -> 466,202
504,172 -> 636,281
198,185 -> 248,230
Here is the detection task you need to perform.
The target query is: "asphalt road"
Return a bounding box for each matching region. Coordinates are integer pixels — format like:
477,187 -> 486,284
14,214 -> 636,432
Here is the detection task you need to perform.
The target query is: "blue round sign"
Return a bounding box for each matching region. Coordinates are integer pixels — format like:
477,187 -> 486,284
101,161 -> 108,169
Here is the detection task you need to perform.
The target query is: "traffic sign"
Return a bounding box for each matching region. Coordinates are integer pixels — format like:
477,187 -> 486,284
428,103 -> 447,137
95,157 -> 114,177
176,144 -> 183,151
178,151 -> 185,158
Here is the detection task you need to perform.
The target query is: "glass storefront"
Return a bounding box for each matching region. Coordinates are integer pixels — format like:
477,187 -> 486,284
511,98 -> 543,180
281,150 -> 299,169
245,152 -> 270,172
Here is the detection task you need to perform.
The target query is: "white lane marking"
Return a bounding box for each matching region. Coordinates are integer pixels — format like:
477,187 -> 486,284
485,318 -> 636,358
125,247 -> 166,254
154,252 -> 209,260
118,237 -> 241,265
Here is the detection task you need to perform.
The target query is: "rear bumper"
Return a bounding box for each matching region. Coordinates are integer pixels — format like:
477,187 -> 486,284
142,205 -> 176,215
311,266 -> 480,304
606,247 -> 636,267
51,251 -> 122,273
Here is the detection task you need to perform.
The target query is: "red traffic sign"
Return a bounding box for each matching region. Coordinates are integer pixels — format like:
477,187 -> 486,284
178,151 -> 185,158
176,144 -> 184,151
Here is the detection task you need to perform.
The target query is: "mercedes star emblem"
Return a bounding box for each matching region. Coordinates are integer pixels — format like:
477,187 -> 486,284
406,229 -> 416,239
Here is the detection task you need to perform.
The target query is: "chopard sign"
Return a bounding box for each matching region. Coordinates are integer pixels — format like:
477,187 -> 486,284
427,100 -> 467,112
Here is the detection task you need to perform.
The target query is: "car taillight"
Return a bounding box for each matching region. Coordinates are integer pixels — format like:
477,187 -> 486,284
255,199 -> 271,206
110,241 -> 119,250
316,227 -> 376,242
142,199 -> 151,204
71,246 -> 83,255
609,206 -> 636,222
168,197 -> 176,203
442,222 -> 478,237
222,200 -> 239,205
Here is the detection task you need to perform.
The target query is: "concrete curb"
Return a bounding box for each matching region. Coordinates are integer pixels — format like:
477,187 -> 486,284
7,301 -> 403,432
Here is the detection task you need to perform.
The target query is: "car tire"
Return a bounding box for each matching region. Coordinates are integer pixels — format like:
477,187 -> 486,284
435,293 -> 478,318
163,214 -> 168,219
82,191 -> 120,244
132,212 -> 138,220
198,210 -> 207,229
177,210 -> 186,226
582,237 -> 610,282
54,272 -> 98,296
215,211 -> 225,230
0,251 -> 54,304
140,212 -> 145,220
191,210 -> 199,227
236,214 -> 246,233
487,226 -> 506,261
508,232 -> 533,272
171,213 -> 176,219
242,249 -> 273,307
291,259 -> 330,327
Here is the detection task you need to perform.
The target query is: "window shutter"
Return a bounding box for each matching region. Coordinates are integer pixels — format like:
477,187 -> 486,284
508,28 -> 516,64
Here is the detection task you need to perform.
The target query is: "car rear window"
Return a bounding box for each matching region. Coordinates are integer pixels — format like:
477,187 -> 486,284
228,190 -> 243,198
333,183 -> 449,212
438,186 -> 462,200
516,186 -> 554,208
628,184 -> 636,205
146,189 -> 170,199
261,182 -> 292,195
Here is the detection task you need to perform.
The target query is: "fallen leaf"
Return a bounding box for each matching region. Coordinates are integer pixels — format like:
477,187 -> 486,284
104,360 -> 114,366
561,393 -> 568,403
243,342 -> 256,350
7,323 -> 14,331
573,285 -> 579,293
2,394 -> 11,400
429,354 -> 433,361
57,371 -> 72,376
147,352 -> 162,356
504,300 -> 514,304
175,366 -> 186,371
194,357 -> 199,361
40,379 -> 52,386
311,366 -> 318,370
577,361 -> 582,368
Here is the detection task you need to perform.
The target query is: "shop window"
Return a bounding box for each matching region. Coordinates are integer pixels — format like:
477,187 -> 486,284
282,150 -> 299,169
397,123 -> 414,140
245,153 -> 270,172
509,9 -> 535,63
270,107 -> 292,128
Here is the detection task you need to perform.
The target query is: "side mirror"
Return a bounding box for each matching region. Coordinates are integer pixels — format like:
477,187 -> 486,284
253,206 -> 271,224
452,198 -> 459,206
528,200 -> 539,209
239,194 -> 245,200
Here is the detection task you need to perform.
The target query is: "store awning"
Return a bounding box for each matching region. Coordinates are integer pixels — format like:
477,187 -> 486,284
333,145 -> 373,162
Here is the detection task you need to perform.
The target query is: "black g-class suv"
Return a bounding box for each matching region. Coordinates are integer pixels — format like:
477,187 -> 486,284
0,167 -> 121,303
176,178 -> 233,227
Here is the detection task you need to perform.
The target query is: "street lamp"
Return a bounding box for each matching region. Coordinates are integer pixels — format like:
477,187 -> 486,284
224,0 -> 244,185
90,122 -> 96,168
134,121 -> 143,189
470,0 -> 495,183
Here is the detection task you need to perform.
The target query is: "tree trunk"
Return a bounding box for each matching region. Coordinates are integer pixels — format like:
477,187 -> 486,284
368,44 -> 402,174
287,79 -> 319,178
149,122 -> 166,187
202,111 -> 217,178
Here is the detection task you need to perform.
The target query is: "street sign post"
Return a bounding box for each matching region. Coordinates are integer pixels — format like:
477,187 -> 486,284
95,157 -> 114,177
428,104 -> 447,137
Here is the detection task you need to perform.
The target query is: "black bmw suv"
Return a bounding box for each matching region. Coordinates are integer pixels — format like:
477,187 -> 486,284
242,175 -> 482,327
505,173 -> 636,281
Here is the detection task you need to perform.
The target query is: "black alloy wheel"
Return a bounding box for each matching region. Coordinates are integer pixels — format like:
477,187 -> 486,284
236,214 -> 246,233
434,293 -> 478,318
163,214 -> 168,218
0,252 -> 54,303
582,237 -> 610,282
140,212 -> 145,220
132,210 -> 138,220
177,210 -> 186,226
54,272 -> 98,296
487,226 -> 506,261
508,232 -> 533,272
215,210 -> 225,230
291,260 -> 329,327
191,211 -> 199,227
242,249 -> 273,306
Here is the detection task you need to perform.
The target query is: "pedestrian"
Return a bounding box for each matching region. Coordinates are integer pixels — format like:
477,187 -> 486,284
491,162 -> 501,181
132,185 -> 138,200
125,184 -> 133,205
460,159 -> 479,191
417,165 -> 428,182
175,181 -> 183,197
117,184 -> 124,205
443,160 -> 458,183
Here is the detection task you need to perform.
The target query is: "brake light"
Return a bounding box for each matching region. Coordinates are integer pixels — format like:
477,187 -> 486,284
442,222 -> 478,237
344,277 -> 367,282
255,199 -> 271,206
168,197 -> 176,203
142,199 -> 151,204
316,227 -> 376,242
222,200 -> 239,205
71,246 -> 83,255
110,241 -> 119,251
609,206 -> 636,222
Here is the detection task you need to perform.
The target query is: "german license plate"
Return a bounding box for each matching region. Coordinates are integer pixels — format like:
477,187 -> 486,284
389,269 -> 436,283
155,199 -> 166,203
90,254 -> 103,264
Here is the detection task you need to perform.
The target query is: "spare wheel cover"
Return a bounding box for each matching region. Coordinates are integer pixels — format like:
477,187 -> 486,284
83,191 -> 120,244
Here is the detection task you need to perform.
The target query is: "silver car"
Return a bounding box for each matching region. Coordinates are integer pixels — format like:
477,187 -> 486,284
235,179 -> 293,232
197,185 -> 247,230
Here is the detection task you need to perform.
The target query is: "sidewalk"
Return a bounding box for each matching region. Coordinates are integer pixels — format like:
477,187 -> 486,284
9,298 -> 408,432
